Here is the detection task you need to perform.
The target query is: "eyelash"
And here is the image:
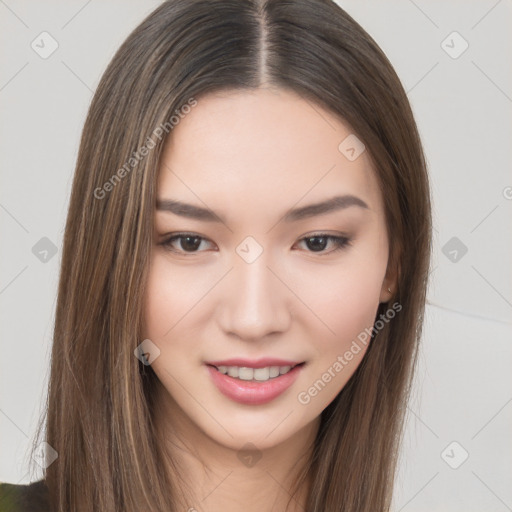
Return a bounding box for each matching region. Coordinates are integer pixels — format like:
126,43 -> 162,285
159,232 -> 352,256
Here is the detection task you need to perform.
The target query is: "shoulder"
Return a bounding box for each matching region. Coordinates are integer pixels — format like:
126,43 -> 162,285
0,479 -> 51,512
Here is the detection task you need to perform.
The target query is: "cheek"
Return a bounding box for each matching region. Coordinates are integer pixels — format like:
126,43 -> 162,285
142,254 -> 209,340
142,260 -> 173,340
299,250 -> 387,352
292,259 -> 385,411
142,257 -> 204,383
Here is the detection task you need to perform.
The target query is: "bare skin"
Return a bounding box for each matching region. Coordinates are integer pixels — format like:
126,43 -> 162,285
142,87 -> 395,511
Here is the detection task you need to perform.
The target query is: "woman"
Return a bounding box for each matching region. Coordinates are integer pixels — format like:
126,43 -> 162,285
0,0 -> 431,510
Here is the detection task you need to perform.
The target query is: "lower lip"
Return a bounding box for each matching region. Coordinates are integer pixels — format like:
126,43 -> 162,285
205,364 -> 305,405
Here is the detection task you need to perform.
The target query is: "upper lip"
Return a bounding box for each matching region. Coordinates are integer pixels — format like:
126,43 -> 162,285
205,358 -> 304,369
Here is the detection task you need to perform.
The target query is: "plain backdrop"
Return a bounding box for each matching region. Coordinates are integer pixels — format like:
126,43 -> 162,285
1,1 -> 511,511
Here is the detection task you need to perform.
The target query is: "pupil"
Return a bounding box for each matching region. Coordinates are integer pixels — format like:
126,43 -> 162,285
181,236 -> 201,251
307,236 -> 327,251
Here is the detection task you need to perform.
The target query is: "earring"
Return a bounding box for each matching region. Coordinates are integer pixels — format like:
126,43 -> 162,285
387,287 -> 392,293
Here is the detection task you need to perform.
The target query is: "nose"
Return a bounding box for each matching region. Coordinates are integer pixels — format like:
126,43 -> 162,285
217,251 -> 291,341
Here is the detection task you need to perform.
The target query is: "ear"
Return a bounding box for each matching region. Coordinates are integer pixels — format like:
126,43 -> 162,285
379,257 -> 400,304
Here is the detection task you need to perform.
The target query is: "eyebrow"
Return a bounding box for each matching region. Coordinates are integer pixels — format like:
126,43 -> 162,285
156,194 -> 369,224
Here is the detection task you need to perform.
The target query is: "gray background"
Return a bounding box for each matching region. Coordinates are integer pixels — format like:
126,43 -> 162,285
1,1 -> 511,510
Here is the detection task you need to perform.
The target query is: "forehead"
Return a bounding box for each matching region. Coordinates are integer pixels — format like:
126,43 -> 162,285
157,88 -> 384,223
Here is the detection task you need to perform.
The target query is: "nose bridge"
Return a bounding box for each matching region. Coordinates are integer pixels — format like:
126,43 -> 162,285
219,245 -> 290,339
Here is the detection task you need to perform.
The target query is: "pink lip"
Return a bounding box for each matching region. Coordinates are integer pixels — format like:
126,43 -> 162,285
205,357 -> 302,369
205,362 -> 305,405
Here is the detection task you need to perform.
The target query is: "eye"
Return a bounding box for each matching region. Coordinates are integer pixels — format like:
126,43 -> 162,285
159,232 -> 352,255
160,233 -> 214,254
295,233 -> 352,255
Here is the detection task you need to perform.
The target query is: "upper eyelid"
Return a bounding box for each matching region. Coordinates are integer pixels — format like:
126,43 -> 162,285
160,231 -> 348,242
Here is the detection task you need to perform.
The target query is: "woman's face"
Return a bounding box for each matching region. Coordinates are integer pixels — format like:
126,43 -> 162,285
142,87 -> 394,451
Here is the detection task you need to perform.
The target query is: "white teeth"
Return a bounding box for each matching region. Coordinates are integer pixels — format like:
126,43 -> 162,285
227,366 -> 239,378
238,367 -> 254,380
269,366 -> 280,378
253,367 -> 269,381
215,364 -> 298,382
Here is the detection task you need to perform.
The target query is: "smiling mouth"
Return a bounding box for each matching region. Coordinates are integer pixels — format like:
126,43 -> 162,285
206,362 -> 305,382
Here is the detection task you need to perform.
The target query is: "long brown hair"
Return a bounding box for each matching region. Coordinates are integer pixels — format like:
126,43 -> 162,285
29,0 -> 432,510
